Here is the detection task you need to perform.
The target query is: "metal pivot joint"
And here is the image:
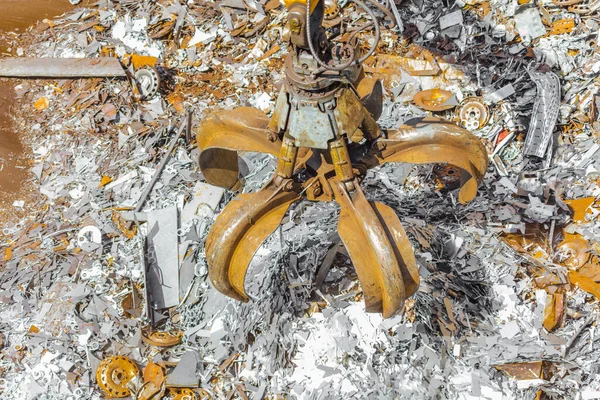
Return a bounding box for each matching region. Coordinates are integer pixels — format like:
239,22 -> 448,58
196,0 -> 489,318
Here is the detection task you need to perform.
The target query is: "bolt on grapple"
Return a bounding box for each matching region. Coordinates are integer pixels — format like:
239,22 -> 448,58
197,0 -> 488,318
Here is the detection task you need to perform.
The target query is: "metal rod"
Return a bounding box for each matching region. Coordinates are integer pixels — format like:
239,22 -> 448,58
127,119 -> 188,230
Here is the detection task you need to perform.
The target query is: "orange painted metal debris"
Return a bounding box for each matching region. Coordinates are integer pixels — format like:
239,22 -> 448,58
564,197 -> 595,222
142,330 -> 184,347
550,19 -> 575,35
34,96 -> 49,110
494,360 -> 555,380
543,292 -> 566,331
96,356 -> 139,398
569,270 -> 600,299
413,89 -> 455,111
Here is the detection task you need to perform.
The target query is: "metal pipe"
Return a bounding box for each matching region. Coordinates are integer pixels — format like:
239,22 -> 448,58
127,118 -> 188,230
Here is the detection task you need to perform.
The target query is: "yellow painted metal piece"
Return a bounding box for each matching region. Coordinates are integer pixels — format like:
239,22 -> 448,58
557,235 -> 591,268
205,182 -> 300,301
125,54 -> 158,70
142,330 -> 184,347
332,180 -> 419,317
329,138 -> 354,181
550,19 -> 575,35
494,361 -> 554,380
372,117 -> 488,204
137,362 -> 166,400
112,211 -> 137,239
169,388 -> 199,400
99,175 -> 113,187
543,292 -> 565,332
197,107 -> 281,189
197,85 -> 487,318
564,196 -> 595,222
3,247 -> 12,262
413,89 -> 455,112
277,137 -> 299,178
569,270 -> 600,299
96,356 -> 139,398
143,361 -> 166,385
335,86 -> 380,142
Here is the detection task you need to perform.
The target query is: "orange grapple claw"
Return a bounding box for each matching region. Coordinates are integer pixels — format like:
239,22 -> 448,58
197,25 -> 488,317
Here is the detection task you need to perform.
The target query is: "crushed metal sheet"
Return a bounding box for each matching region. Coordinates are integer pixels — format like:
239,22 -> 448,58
523,69 -> 562,158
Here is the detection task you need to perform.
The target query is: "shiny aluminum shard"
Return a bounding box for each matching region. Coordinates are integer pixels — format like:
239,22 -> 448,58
197,0 -> 488,318
523,69 -> 561,158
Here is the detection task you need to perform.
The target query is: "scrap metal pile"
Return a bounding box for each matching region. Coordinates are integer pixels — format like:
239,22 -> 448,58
0,0 -> 599,399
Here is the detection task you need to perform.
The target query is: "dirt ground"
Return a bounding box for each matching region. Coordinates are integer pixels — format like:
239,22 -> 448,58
0,0 -> 75,32
0,0 -> 77,222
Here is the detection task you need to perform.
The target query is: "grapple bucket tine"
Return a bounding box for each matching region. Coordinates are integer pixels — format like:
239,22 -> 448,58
197,107 -> 281,189
332,180 -> 419,318
370,117 -> 488,204
205,182 -> 299,301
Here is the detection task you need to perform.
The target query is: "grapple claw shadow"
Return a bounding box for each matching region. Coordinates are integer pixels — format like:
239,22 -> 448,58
198,107 -> 281,190
197,0 -> 488,318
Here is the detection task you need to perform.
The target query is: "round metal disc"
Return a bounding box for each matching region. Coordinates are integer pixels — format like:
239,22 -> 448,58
96,356 -> 139,398
169,388 -> 198,400
134,66 -> 160,100
458,97 -> 489,131
323,0 -> 340,20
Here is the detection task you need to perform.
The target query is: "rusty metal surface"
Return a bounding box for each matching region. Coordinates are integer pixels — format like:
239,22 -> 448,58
0,57 -> 126,78
205,181 -> 300,301
137,362 -> 166,400
494,360 -> 556,380
334,86 -> 380,142
199,114 -> 487,317
169,388 -> 200,400
323,0 -> 340,20
287,98 -> 336,149
413,88 -> 455,112
284,84 -> 379,148
543,292 -> 566,332
96,356 -> 139,398
197,107 -> 280,189
143,361 -> 166,385
142,330 -> 184,347
355,76 -> 383,121
458,96 -> 489,130
332,179 -> 419,318
269,86 -> 291,133
200,112 -> 487,316
283,0 -> 319,14
197,2 -> 488,318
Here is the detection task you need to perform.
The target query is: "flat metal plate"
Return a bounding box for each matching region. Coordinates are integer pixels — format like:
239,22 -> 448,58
0,57 -> 126,78
165,351 -> 199,387
146,206 -> 180,310
288,102 -> 334,149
